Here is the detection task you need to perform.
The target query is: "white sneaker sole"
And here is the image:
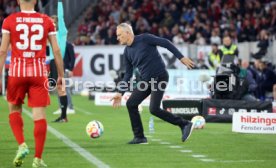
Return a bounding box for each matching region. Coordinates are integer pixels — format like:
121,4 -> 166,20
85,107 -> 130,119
53,110 -> 75,115
53,111 -> 61,115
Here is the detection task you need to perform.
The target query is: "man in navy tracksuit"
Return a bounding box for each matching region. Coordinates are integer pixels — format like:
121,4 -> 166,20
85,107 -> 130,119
111,23 -> 195,144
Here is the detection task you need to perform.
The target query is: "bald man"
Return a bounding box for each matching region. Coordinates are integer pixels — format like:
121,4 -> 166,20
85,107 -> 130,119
111,23 -> 195,144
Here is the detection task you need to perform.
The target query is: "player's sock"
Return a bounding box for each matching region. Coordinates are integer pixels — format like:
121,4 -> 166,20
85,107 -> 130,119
9,112 -> 25,145
34,119 -> 47,159
60,95 -> 68,119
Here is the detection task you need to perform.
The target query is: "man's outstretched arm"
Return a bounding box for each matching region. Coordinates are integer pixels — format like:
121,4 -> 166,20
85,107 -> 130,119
144,33 -> 184,59
144,33 -> 194,69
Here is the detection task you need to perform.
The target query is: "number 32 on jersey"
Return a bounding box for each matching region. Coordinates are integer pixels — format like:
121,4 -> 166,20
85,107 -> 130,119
16,23 -> 44,58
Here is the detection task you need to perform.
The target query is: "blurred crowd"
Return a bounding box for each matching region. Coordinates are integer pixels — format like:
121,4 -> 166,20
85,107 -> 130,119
0,0 -> 48,39
74,0 -> 276,45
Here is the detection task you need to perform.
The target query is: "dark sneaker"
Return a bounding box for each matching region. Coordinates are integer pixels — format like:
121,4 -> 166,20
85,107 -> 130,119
181,121 -> 194,142
52,117 -> 68,123
127,137 -> 148,144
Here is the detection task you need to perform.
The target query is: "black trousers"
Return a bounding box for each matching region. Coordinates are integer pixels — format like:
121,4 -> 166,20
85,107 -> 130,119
126,71 -> 188,138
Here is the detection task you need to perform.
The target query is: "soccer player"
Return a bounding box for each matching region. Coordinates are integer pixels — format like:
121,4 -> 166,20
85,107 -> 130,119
0,0 -> 64,167
111,23 -> 195,144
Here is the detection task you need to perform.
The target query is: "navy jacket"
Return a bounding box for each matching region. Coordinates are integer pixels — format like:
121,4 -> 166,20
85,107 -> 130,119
120,33 -> 184,94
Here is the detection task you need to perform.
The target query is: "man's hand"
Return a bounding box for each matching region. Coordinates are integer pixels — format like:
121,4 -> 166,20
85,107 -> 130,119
180,57 -> 194,69
110,93 -> 122,108
57,76 -> 63,85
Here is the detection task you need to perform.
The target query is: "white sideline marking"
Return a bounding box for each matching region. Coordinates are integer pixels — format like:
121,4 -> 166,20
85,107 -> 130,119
151,139 -> 161,142
125,130 -> 267,164
200,159 -> 215,162
169,146 -> 182,149
179,150 -> 192,153
192,155 -> 206,158
219,160 -> 265,163
74,106 -> 92,115
22,108 -> 110,168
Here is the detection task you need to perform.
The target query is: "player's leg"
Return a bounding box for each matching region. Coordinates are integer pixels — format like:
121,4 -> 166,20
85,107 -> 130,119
9,103 -> 30,167
53,84 -> 68,122
7,77 -> 30,166
53,76 -> 74,115
32,107 -> 47,168
28,77 -> 49,167
9,103 -> 25,145
126,82 -> 151,144
50,59 -> 68,122
149,72 -> 193,142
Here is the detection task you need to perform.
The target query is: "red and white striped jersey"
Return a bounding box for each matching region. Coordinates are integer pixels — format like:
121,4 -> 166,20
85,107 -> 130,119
2,11 -> 56,77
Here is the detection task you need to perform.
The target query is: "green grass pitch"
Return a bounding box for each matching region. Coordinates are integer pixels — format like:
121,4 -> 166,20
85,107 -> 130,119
0,95 -> 275,168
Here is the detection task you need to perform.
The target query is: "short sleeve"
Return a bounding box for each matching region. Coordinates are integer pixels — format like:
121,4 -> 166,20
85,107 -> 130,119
2,18 -> 11,34
46,16 -> 56,36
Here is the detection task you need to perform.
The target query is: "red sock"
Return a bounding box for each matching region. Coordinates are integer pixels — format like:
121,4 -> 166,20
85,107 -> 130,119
9,112 -> 25,145
34,119 -> 47,159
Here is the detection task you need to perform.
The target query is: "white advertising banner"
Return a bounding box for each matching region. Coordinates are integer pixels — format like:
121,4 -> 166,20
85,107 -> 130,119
95,92 -> 192,106
74,46 -> 125,83
74,45 -> 188,83
95,92 -> 149,106
73,45 -> 214,96
232,113 -> 276,134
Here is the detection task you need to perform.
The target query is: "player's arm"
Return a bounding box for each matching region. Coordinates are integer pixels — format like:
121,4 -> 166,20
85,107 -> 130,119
144,33 -> 194,68
0,33 -> 10,75
111,50 -> 133,108
48,35 -> 64,78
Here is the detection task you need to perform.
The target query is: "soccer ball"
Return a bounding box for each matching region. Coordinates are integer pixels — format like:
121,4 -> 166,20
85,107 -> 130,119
191,115 -> 206,129
86,120 -> 104,138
